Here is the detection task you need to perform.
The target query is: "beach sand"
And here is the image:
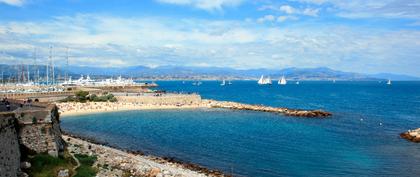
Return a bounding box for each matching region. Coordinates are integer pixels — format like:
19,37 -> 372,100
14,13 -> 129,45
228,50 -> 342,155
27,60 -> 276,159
57,102 -> 211,117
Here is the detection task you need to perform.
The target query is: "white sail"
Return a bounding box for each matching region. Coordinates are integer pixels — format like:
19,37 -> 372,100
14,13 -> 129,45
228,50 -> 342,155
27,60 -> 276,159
258,75 -> 265,85
387,79 -> 392,85
258,75 -> 272,85
221,79 -> 226,86
296,81 -> 299,85
278,76 -> 287,85
265,76 -> 272,84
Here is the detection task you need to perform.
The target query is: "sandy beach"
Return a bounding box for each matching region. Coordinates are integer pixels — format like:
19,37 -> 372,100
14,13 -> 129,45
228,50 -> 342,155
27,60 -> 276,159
56,101 -> 212,117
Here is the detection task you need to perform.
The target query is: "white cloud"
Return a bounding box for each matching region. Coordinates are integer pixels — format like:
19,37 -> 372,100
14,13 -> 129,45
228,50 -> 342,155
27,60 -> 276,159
260,4 -> 320,17
302,8 -> 320,17
0,0 -> 25,6
257,15 -> 276,23
156,0 -> 244,11
294,0 -> 420,19
279,5 -> 296,14
277,15 -> 298,22
0,14 -> 419,76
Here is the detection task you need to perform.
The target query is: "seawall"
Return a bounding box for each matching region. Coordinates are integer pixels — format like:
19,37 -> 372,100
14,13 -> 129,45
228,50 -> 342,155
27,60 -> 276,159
207,100 -> 332,118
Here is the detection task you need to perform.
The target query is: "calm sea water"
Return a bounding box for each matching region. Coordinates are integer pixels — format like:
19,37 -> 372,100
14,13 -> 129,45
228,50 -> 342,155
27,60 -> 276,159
61,81 -> 420,176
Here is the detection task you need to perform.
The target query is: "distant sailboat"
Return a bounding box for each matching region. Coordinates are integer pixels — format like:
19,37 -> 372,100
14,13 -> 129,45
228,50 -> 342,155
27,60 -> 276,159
258,75 -> 272,85
333,79 -> 336,83
296,81 -> 300,85
278,76 -> 287,85
386,79 -> 392,85
228,80 -> 232,85
221,79 -> 226,86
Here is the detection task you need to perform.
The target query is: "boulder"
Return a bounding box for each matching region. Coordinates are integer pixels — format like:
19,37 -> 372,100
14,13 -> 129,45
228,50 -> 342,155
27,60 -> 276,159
20,161 -> 31,169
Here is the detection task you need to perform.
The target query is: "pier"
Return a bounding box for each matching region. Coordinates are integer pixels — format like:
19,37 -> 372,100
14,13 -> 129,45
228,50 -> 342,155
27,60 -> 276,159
207,100 -> 332,118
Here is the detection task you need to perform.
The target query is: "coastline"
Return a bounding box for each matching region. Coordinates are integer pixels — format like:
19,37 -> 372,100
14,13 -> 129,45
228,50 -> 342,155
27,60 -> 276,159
57,102 -> 211,117
63,133 -> 226,177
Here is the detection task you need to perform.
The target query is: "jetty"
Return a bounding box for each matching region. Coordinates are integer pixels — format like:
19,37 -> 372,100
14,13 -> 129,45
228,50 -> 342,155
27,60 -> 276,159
400,128 -> 420,143
207,100 -> 332,118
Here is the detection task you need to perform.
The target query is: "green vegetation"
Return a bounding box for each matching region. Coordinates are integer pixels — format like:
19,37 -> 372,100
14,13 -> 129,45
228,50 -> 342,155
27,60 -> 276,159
27,153 -> 98,177
28,153 -> 75,177
60,91 -> 117,103
74,154 -> 98,177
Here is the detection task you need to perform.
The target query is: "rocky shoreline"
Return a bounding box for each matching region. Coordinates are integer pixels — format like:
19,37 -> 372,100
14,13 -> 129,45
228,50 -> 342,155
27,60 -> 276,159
207,100 -> 332,118
63,133 -> 227,177
400,128 -> 420,143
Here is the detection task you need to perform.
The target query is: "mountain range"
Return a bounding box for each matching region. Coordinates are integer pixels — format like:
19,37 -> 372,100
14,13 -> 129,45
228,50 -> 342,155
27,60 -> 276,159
0,64 -> 419,81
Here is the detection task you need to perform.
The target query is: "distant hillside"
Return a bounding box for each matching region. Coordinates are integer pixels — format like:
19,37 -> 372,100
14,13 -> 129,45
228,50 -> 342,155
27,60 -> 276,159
1,64 -> 419,81
369,73 -> 420,81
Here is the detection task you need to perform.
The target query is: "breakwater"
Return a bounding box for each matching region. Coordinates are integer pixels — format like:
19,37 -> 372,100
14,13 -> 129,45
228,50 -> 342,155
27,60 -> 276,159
207,100 -> 332,118
400,128 -> 420,143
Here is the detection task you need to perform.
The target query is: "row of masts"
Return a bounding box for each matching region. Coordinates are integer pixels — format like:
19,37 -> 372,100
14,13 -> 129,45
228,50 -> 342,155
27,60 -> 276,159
0,46 -> 70,86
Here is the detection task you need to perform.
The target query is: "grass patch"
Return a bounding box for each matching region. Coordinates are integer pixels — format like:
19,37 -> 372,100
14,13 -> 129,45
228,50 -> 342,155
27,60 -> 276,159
28,153 -> 75,177
74,154 -> 98,177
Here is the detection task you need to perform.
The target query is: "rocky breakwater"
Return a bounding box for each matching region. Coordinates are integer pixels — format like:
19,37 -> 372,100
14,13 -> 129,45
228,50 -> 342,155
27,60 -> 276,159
400,128 -> 420,143
207,100 -> 332,118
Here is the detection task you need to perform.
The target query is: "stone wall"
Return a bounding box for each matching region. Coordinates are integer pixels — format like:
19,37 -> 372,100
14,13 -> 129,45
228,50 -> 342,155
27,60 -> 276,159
0,103 -> 66,177
0,113 -> 21,177
116,94 -> 202,105
17,105 -> 65,157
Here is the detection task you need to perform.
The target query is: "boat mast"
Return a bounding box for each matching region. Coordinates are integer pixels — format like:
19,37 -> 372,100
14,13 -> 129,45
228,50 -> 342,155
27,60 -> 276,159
50,45 -> 55,85
46,48 -> 49,85
65,47 -> 69,82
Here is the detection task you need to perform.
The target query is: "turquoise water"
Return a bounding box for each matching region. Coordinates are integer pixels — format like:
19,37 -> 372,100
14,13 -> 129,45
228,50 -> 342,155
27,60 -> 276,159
61,81 -> 420,176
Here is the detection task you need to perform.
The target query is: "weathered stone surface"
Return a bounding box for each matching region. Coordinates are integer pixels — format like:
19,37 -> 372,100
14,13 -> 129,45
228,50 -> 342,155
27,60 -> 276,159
1,102 -> 65,177
20,161 -> 31,169
0,113 -> 21,177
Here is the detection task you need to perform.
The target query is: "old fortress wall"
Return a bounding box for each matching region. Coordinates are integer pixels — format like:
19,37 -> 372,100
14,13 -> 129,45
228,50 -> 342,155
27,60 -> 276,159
0,113 -> 21,177
0,101 -> 65,177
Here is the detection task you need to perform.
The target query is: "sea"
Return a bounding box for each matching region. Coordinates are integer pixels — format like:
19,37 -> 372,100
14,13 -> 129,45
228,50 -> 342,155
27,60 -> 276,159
61,81 -> 420,177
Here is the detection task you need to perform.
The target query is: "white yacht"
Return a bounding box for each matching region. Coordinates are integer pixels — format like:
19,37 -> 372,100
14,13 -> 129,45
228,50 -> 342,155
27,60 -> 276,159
258,75 -> 272,85
387,79 -> 392,85
278,76 -> 287,85
221,79 -> 226,86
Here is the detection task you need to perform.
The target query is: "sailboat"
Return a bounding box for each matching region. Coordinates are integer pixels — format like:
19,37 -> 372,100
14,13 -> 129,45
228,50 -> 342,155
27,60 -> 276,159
258,75 -> 272,85
278,76 -> 287,85
386,79 -> 392,85
296,81 -> 300,85
228,80 -> 232,85
220,79 -> 226,86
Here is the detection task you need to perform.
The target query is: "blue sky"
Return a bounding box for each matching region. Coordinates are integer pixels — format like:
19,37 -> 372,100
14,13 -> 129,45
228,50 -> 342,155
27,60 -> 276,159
0,0 -> 419,76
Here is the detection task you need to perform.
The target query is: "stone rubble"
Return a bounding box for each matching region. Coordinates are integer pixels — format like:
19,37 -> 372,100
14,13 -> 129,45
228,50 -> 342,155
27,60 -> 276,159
207,100 -> 332,118
64,135 -> 225,177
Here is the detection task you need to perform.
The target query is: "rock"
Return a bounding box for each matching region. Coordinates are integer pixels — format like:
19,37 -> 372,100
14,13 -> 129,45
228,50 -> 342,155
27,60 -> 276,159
20,161 -> 31,169
400,128 -> 420,143
57,169 -> 69,177
147,168 -> 161,177
19,172 -> 29,177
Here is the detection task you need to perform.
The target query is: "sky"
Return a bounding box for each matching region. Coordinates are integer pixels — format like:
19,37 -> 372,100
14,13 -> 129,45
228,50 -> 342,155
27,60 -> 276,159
0,0 -> 419,76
